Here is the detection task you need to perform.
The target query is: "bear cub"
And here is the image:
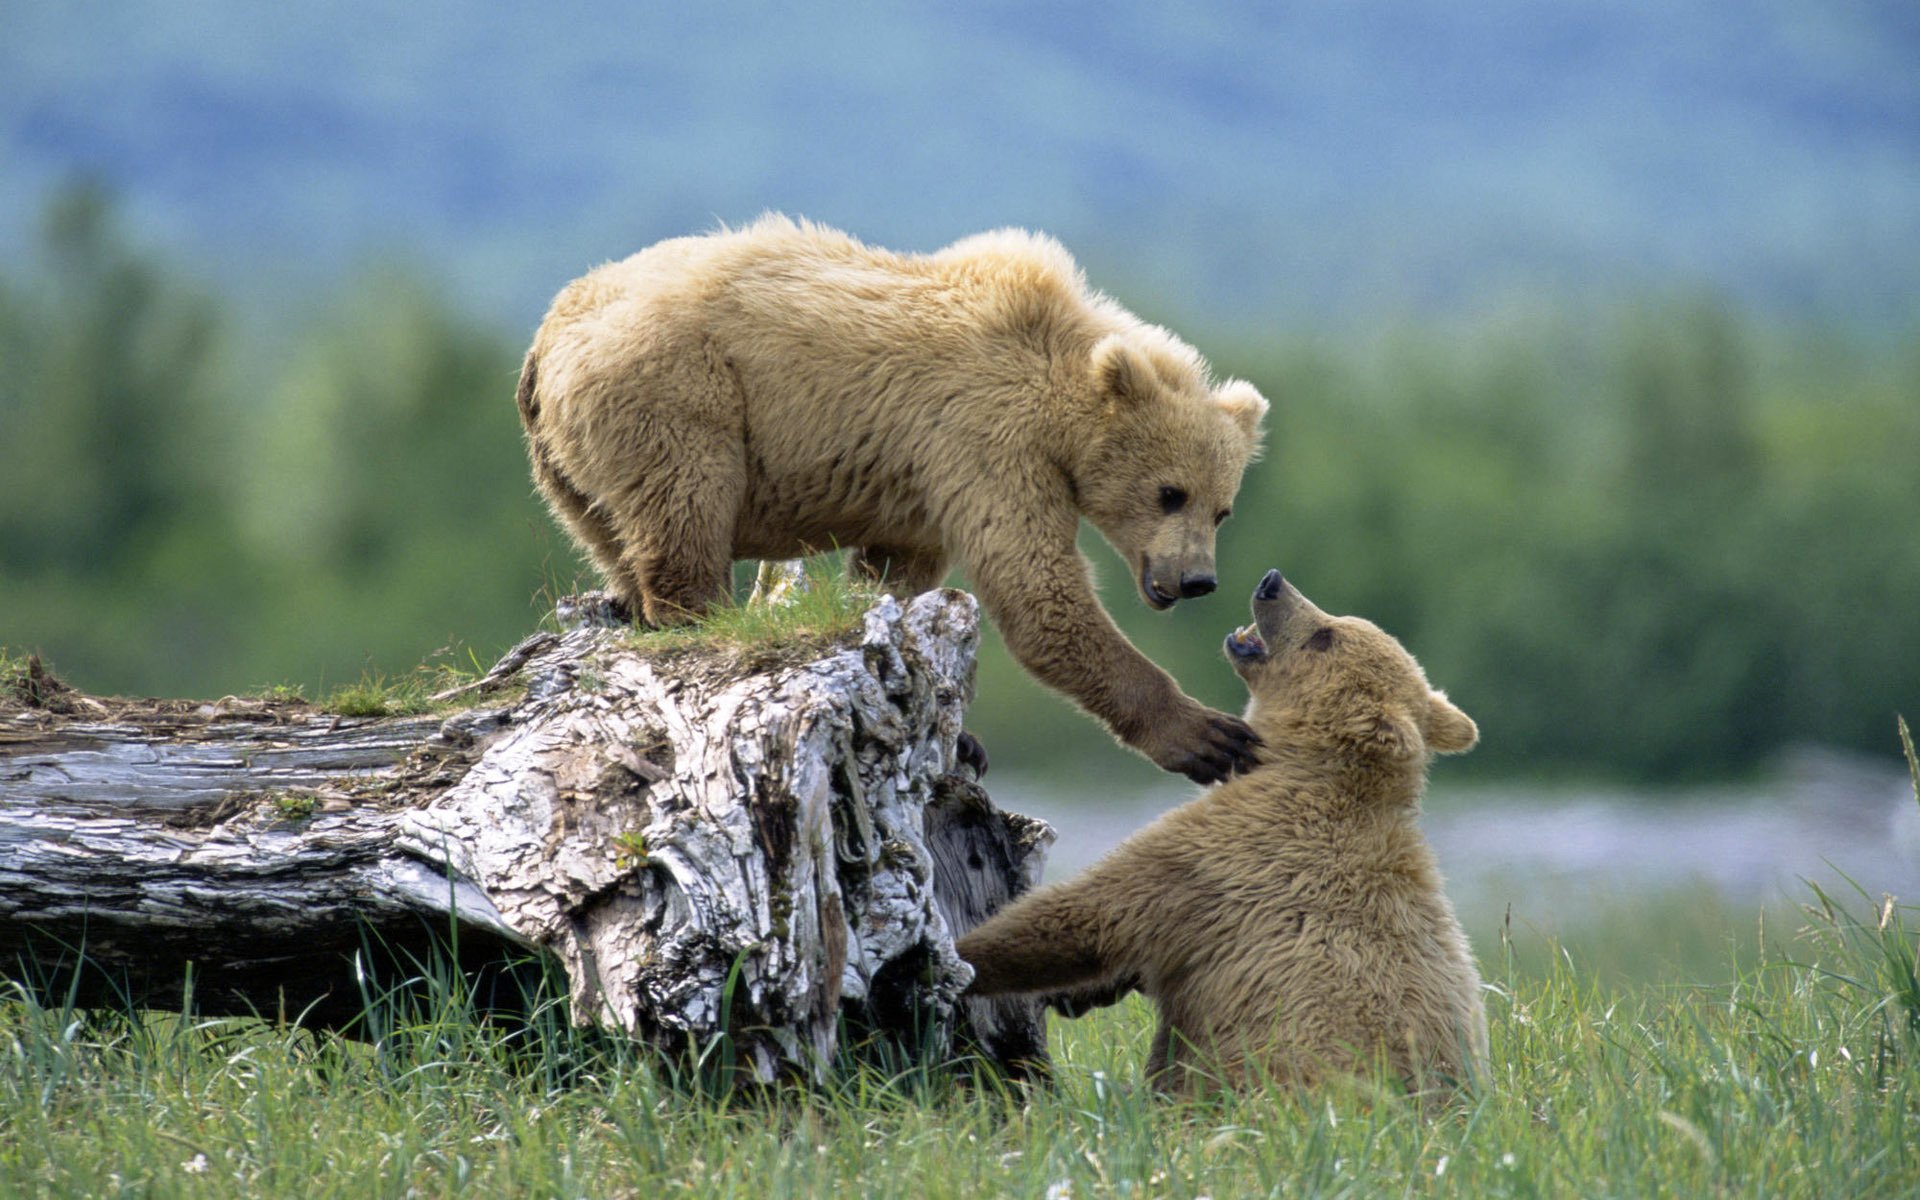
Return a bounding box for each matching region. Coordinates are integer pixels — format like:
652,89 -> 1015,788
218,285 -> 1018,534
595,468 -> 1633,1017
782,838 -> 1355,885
517,218 -> 1268,783
957,569 -> 1487,1095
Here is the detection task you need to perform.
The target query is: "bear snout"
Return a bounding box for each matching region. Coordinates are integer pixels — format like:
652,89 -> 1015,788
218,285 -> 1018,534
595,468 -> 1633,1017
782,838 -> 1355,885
1139,560 -> 1180,610
1179,571 -> 1218,598
1248,568 -> 1305,647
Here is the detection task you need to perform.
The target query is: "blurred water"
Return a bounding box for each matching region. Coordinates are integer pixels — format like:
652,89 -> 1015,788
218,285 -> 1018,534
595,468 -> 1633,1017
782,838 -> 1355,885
996,746 -> 1920,922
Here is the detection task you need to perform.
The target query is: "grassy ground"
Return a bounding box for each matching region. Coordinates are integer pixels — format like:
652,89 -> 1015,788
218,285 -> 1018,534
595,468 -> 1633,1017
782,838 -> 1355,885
622,557 -> 881,664
6,591 -> 1914,1197
2,877 -> 1915,1199
5,601 -> 1917,1197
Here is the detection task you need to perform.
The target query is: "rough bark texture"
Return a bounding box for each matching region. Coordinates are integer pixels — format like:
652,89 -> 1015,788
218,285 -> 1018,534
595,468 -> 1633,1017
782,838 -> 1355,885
0,590 -> 1054,1082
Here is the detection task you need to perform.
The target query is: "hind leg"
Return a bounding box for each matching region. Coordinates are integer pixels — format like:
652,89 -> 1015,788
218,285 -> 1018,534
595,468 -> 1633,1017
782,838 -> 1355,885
529,442 -> 642,607
1147,1019 -> 1176,1087
600,432 -> 743,626
850,544 -> 949,598
549,326 -> 748,627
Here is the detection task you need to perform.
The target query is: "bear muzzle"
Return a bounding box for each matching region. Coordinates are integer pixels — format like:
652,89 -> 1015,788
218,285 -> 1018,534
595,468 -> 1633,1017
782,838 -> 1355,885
1138,560 -> 1180,610
1224,623 -> 1268,661
1239,567 -> 1311,654
1140,560 -> 1219,609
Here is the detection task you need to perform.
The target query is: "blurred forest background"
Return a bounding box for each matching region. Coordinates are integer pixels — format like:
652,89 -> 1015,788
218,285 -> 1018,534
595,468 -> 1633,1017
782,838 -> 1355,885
2,2 -> 1916,793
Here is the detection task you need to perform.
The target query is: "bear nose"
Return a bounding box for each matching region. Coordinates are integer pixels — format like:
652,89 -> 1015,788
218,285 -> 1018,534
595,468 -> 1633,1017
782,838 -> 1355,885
1179,572 -> 1218,598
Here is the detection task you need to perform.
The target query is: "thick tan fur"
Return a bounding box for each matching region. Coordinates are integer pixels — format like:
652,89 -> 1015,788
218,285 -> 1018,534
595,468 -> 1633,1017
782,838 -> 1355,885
519,217 -> 1269,780
957,570 -> 1487,1096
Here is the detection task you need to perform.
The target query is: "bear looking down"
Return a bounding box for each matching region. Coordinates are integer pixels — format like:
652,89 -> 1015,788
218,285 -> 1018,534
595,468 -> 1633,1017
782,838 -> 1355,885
956,569 -> 1487,1096
517,217 -> 1269,782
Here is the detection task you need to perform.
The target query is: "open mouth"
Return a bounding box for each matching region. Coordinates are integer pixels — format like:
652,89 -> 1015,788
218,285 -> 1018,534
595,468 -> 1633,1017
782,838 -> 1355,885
1225,622 -> 1268,661
1140,561 -> 1178,610
1228,568 -> 1291,661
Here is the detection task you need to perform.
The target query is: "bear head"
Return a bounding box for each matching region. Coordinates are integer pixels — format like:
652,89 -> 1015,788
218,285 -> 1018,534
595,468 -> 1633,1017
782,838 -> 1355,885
1223,568 -> 1478,765
1074,332 -> 1269,612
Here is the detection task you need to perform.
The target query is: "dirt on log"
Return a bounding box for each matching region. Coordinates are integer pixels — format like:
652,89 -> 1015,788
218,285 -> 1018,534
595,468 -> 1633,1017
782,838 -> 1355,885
0,590 -> 1054,1082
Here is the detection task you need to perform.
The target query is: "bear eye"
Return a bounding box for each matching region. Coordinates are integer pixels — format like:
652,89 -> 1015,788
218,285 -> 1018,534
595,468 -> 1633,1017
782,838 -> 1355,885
1213,508 -> 1231,527
1158,486 -> 1188,514
1303,627 -> 1335,652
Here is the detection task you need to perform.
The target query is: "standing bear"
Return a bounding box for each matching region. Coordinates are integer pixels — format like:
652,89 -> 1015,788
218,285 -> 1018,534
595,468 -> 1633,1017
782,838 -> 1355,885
517,217 -> 1269,782
957,569 -> 1487,1095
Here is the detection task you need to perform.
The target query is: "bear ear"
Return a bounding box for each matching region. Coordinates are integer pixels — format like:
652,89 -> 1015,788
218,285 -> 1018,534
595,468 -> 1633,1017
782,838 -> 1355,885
1215,380 -> 1269,440
1350,704 -> 1424,762
1425,691 -> 1479,755
1091,334 -> 1156,409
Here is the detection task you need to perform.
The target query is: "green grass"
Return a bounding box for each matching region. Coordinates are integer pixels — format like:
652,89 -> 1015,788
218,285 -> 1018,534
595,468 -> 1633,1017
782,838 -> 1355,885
322,671 -> 430,717
3,727 -> 1911,1197
625,556 -> 884,662
0,647 -> 28,702
0,646 -> 75,711
317,650 -> 499,718
3,881 -> 1916,1199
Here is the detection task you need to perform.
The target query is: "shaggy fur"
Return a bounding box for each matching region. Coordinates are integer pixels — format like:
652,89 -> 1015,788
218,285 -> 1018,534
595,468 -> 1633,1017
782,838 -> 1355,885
957,569 -> 1487,1095
519,217 -> 1269,781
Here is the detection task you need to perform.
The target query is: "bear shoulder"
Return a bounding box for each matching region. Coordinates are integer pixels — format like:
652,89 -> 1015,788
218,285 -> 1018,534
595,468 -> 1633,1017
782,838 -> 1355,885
932,227 -> 1083,287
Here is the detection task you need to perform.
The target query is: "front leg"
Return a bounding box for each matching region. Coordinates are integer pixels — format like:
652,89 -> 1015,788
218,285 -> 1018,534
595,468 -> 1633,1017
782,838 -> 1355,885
957,879 -> 1113,997
966,535 -> 1257,783
1045,972 -> 1140,1017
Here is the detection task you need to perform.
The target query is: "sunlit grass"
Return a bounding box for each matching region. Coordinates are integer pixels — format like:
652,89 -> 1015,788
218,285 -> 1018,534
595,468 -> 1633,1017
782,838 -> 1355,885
320,670 -> 431,717
2,725 -> 1912,1197
0,646 -> 76,711
4,872 -> 1917,1198
626,555 -> 884,662
0,647 -> 29,701
316,647 -> 502,717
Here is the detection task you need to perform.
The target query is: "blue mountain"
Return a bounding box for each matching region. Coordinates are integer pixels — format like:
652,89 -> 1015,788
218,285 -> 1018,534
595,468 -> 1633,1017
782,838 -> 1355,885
4,1 -> 1916,334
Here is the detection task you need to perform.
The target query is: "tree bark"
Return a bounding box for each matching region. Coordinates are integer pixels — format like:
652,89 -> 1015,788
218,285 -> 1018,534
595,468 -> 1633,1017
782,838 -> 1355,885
0,590 -> 1054,1082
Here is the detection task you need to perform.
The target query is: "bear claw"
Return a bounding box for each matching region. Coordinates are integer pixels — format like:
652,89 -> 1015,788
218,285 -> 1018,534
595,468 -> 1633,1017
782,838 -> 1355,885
1168,714 -> 1260,784
956,730 -> 990,778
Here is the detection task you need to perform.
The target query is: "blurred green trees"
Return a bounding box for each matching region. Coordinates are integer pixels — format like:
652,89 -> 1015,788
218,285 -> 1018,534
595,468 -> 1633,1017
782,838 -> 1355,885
0,185 -> 572,698
3,185 -> 1915,781
973,304 -> 1920,782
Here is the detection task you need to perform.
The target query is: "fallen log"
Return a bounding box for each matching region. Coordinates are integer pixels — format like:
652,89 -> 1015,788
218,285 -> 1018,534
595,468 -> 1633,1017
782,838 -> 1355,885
0,590 -> 1054,1082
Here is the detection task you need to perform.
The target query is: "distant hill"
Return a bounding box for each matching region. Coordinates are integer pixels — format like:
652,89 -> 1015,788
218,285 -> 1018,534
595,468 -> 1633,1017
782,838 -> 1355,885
4,1 -> 1916,335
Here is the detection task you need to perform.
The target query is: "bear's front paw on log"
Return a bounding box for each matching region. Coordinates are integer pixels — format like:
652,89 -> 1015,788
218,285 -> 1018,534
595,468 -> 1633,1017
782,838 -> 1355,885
1143,703 -> 1260,784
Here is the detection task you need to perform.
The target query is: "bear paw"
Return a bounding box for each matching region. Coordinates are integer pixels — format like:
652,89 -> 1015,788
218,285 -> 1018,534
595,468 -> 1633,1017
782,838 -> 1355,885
1147,705 -> 1260,785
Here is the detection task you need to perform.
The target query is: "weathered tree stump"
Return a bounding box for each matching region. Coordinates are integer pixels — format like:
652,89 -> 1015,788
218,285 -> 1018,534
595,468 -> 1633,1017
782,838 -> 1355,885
0,590 -> 1054,1082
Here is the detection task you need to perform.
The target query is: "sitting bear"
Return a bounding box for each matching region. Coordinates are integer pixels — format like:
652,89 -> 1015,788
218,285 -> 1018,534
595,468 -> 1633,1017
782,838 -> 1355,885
956,569 -> 1487,1095
516,217 -> 1268,782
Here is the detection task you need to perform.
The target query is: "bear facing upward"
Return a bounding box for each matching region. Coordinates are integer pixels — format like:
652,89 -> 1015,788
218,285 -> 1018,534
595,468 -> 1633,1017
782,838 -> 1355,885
957,569 -> 1487,1095
518,217 -> 1269,782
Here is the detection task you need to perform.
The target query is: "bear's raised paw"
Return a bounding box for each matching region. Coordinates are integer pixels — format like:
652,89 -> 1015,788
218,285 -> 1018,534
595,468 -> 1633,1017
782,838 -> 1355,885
1146,706 -> 1261,785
